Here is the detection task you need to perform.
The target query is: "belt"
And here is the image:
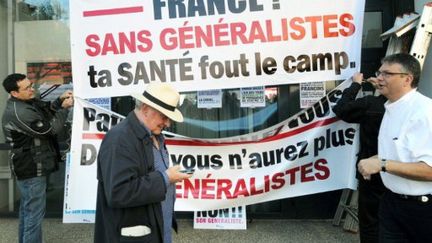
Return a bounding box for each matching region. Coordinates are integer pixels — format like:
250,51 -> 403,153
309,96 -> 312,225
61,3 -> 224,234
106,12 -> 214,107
391,192 -> 431,203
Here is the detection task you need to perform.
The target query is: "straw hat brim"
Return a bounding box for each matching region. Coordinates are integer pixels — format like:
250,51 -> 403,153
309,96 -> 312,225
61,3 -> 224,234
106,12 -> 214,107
131,92 -> 184,122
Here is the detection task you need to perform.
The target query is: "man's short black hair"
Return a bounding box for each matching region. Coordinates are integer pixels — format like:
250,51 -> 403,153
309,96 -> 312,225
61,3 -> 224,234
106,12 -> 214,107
381,53 -> 421,88
2,73 -> 26,93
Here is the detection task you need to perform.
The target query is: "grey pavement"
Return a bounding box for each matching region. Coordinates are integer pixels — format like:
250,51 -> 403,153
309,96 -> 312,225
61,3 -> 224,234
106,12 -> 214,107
0,218 -> 359,243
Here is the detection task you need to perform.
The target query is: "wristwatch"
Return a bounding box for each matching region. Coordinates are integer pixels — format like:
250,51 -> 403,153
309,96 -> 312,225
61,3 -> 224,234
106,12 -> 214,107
381,159 -> 387,172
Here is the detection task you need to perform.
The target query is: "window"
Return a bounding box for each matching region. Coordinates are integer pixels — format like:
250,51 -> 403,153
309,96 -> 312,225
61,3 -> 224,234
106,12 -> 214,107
362,12 -> 383,48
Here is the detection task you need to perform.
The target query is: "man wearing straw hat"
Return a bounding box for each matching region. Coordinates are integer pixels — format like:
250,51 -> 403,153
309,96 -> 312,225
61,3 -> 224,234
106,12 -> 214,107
94,83 -> 192,243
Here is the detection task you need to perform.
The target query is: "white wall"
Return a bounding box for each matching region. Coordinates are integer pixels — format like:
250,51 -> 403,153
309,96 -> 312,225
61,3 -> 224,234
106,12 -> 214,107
416,0 -> 432,98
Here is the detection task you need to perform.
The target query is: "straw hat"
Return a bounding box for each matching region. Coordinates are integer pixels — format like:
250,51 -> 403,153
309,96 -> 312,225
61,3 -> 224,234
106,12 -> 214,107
131,83 -> 183,122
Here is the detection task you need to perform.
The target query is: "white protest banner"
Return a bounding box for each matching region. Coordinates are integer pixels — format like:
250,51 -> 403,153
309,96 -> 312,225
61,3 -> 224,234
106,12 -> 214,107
64,79 -> 358,222
194,206 -> 247,230
70,0 -> 365,98
63,98 -> 124,223
170,87 -> 358,210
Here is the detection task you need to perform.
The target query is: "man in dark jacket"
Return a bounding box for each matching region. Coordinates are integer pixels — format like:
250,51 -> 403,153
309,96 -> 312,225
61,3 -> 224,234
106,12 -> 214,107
94,83 -> 192,243
332,72 -> 387,243
2,73 -> 73,243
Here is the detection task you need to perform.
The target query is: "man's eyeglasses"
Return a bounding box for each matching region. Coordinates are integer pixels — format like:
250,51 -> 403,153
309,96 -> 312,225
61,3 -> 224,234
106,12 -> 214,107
19,83 -> 34,92
375,70 -> 409,78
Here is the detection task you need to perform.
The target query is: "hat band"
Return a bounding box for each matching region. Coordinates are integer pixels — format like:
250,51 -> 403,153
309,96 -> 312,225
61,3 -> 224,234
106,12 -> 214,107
143,91 -> 176,112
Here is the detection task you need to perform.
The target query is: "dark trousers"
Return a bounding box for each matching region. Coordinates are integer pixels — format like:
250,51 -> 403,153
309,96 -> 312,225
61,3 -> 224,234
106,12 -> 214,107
379,191 -> 432,243
358,175 -> 386,243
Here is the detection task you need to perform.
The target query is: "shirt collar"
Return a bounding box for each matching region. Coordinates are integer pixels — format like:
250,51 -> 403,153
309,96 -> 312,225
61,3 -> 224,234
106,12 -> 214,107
385,88 -> 417,110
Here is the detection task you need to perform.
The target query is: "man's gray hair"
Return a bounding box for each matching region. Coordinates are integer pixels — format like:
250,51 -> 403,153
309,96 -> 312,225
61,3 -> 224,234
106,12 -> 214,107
381,53 -> 421,88
135,98 -> 145,110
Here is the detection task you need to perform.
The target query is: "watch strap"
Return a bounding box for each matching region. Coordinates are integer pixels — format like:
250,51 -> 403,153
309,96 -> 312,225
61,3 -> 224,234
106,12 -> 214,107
381,159 -> 387,172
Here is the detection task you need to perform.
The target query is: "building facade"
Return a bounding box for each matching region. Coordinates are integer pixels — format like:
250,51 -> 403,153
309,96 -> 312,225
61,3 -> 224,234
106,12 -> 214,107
0,0 -> 430,218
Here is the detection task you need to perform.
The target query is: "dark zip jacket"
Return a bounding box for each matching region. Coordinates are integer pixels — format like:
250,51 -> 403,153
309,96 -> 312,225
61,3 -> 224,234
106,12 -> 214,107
94,111 -> 166,243
2,96 -> 69,180
332,82 -> 387,178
